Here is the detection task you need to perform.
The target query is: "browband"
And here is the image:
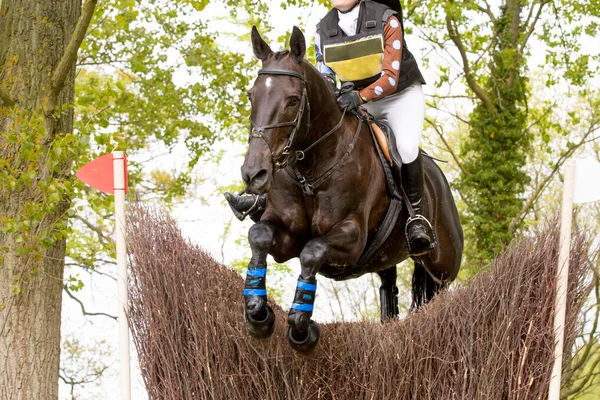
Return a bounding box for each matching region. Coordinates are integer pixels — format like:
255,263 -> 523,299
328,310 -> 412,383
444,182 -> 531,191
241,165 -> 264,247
258,68 -> 306,82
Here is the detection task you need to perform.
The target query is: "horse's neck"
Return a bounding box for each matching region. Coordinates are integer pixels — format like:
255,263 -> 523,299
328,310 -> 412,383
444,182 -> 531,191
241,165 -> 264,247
299,111 -> 359,177
295,67 -> 352,173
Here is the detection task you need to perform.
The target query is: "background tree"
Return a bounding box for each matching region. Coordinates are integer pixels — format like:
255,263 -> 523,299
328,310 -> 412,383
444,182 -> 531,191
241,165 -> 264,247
402,0 -> 600,267
1,1 -> 97,397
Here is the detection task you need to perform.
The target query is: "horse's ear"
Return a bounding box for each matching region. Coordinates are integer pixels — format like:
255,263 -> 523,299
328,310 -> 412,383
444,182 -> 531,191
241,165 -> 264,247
251,26 -> 273,61
289,26 -> 306,64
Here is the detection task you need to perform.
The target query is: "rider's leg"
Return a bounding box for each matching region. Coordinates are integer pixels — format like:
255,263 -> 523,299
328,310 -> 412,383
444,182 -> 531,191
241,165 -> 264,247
402,152 -> 433,254
362,82 -> 432,255
224,192 -> 266,222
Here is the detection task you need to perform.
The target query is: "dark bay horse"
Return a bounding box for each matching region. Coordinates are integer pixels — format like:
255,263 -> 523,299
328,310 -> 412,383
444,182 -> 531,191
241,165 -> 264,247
241,26 -> 463,351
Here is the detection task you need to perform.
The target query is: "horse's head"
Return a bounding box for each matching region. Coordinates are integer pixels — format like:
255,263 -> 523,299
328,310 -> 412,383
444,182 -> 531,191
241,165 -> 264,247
241,26 -> 311,195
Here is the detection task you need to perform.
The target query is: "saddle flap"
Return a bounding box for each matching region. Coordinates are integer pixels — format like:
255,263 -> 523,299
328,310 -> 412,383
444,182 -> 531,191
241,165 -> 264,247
370,122 -> 391,165
370,120 -> 403,168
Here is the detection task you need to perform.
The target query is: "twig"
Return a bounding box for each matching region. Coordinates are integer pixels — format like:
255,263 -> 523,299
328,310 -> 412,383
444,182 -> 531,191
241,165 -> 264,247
424,117 -> 467,176
63,285 -> 117,320
74,214 -> 111,244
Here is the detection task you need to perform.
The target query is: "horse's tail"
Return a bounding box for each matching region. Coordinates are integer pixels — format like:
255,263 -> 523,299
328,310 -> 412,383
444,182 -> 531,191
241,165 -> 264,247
411,261 -> 446,310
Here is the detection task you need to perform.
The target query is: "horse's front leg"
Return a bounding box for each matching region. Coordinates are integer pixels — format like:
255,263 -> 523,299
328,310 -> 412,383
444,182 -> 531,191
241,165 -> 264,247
287,219 -> 364,352
244,221 -> 277,338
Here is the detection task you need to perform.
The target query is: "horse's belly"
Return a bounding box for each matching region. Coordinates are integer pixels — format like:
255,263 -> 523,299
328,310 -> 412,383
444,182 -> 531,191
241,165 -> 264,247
318,264 -> 359,281
318,225 -> 411,281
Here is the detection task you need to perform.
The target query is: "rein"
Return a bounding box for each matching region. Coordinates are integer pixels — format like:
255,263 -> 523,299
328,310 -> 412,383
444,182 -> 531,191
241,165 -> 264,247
249,68 -> 347,173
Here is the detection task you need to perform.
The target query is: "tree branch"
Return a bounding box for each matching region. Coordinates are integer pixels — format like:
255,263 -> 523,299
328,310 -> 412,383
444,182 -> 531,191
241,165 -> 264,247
63,285 -> 118,320
0,85 -> 16,107
475,1 -> 496,23
525,101 -> 557,131
44,0 -> 98,115
518,1 -> 550,63
74,214 -> 110,244
426,93 -> 476,101
444,11 -> 494,114
427,101 -> 472,126
509,118 -> 600,233
562,355 -> 600,397
425,116 -> 468,176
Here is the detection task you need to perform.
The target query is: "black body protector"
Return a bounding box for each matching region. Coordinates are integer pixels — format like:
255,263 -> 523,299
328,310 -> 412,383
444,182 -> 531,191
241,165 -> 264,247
316,0 -> 425,94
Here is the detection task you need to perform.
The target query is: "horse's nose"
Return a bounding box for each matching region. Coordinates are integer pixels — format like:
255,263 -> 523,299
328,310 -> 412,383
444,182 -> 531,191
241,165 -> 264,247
241,166 -> 269,194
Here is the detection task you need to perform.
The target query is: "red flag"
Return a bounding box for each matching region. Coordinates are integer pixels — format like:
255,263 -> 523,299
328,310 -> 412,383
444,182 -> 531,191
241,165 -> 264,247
76,153 -> 128,194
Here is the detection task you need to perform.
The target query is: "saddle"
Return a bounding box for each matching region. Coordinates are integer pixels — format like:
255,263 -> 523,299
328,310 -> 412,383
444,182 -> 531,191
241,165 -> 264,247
353,110 -> 439,270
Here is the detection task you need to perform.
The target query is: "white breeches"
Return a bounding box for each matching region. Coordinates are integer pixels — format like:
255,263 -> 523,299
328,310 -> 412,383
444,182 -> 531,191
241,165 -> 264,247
361,82 -> 425,164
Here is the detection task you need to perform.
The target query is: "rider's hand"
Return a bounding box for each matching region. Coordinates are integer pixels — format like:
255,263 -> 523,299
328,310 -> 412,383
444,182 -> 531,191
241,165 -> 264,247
337,90 -> 362,111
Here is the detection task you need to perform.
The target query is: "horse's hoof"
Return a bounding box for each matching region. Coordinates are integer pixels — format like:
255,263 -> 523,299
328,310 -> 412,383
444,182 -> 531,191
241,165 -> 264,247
288,321 -> 320,352
245,305 -> 275,339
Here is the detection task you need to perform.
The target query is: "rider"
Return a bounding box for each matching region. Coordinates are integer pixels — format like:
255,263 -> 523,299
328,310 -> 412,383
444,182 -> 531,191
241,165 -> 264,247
226,0 -> 432,255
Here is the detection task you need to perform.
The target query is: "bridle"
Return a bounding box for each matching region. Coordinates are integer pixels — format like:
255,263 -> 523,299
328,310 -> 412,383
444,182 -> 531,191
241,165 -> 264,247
248,68 -> 346,172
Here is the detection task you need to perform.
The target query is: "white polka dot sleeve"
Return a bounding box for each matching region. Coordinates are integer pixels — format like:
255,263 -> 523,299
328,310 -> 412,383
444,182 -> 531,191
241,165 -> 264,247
358,16 -> 402,102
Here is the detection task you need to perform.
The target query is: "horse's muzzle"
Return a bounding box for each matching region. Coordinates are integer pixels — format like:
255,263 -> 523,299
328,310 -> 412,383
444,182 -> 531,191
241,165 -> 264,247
242,167 -> 270,195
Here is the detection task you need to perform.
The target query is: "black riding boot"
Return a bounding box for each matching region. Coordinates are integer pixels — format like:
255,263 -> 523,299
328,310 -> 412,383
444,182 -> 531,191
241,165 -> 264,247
224,192 -> 266,222
401,153 -> 433,255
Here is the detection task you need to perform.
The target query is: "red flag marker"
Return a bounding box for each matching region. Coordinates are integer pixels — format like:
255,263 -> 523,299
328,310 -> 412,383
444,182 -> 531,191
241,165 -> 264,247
76,153 -> 129,194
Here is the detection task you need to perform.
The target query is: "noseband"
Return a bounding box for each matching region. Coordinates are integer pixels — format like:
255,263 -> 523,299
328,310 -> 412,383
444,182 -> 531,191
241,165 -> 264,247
249,68 -> 346,171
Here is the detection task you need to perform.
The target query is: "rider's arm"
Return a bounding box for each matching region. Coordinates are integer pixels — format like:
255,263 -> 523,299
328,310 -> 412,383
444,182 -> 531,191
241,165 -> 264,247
314,28 -> 337,87
358,16 -> 402,102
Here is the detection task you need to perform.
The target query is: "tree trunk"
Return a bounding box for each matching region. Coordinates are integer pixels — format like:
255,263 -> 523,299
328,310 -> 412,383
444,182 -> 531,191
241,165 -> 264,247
0,1 -> 82,399
455,2 -> 531,264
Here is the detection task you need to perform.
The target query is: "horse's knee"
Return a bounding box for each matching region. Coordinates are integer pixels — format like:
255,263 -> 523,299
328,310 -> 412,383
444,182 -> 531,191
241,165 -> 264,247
299,239 -> 327,276
248,223 -> 274,253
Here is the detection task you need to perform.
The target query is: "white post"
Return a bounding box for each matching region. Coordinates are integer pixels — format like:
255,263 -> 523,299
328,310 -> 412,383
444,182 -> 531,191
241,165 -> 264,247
113,151 -> 131,399
548,159 -> 576,400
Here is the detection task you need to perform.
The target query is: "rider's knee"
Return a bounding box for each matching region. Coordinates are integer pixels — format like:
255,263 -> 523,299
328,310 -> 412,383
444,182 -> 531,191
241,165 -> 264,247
399,145 -> 419,164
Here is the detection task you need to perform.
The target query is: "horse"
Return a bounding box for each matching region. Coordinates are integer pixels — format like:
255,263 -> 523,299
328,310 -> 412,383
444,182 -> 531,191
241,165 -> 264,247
240,26 -> 463,352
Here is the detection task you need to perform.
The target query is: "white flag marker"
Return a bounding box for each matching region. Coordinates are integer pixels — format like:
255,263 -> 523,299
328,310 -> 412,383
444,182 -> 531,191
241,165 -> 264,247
574,158 -> 600,204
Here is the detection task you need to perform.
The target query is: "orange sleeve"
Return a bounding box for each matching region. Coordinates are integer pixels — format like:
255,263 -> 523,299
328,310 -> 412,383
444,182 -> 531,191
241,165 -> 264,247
358,16 -> 402,102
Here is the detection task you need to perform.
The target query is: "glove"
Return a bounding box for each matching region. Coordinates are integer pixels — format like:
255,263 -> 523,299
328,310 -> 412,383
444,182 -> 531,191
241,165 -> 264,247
337,90 -> 362,111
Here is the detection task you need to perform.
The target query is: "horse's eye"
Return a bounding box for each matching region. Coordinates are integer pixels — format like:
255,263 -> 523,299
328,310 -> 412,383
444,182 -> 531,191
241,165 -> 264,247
288,96 -> 300,107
